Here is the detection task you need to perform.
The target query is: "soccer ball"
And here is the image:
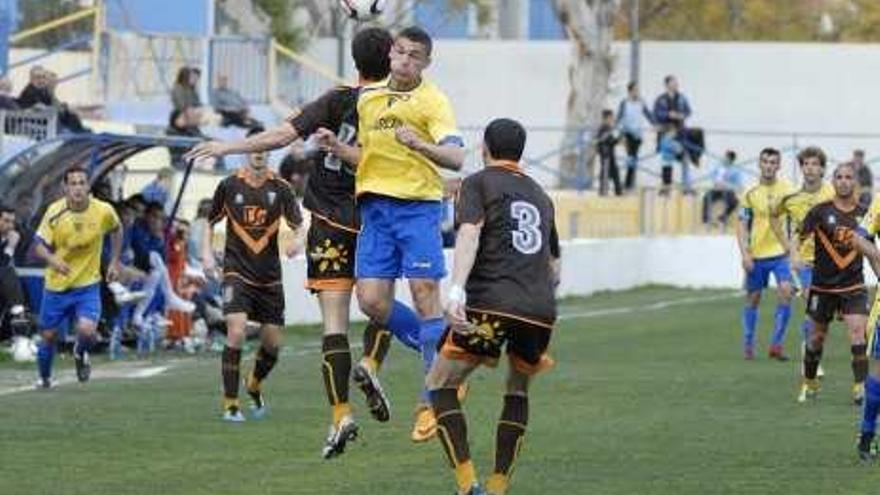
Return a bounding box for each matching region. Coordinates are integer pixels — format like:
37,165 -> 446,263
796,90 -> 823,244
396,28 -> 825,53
340,0 -> 386,21
11,336 -> 36,363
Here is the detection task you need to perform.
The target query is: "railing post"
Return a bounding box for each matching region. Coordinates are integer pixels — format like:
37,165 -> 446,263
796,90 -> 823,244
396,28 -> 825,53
267,38 -> 277,104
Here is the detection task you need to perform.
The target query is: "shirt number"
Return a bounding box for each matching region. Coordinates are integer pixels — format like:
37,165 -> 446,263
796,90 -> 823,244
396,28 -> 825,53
323,123 -> 357,173
511,201 -> 542,254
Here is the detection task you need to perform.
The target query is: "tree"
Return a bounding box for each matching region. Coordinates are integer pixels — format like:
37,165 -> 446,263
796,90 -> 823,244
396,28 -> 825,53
553,0 -> 620,188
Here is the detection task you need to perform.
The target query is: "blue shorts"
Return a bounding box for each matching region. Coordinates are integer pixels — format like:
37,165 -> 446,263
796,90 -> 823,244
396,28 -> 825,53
356,195 -> 446,280
796,266 -> 813,291
744,255 -> 792,294
39,283 -> 102,331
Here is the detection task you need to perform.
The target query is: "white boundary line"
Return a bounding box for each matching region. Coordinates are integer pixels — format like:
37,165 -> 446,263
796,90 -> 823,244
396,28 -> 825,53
0,291 -> 740,397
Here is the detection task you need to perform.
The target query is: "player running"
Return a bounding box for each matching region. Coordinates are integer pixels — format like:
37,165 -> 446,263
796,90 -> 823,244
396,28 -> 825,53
425,119 -> 559,495
796,162 -> 877,406
201,134 -> 302,422
736,148 -> 797,360
321,25 -> 466,443
33,166 -> 123,388
770,146 -> 834,370
187,28 -> 423,455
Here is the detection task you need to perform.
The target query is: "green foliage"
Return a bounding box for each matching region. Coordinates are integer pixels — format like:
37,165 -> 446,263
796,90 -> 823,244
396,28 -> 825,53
617,0 -> 880,42
255,0 -> 307,50
1,286 -> 878,494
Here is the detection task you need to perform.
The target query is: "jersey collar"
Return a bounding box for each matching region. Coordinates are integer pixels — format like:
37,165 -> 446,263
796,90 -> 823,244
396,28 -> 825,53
488,160 -> 525,175
237,167 -> 273,188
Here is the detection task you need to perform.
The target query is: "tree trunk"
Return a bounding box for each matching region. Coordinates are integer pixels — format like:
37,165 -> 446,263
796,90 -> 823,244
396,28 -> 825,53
553,0 -> 619,189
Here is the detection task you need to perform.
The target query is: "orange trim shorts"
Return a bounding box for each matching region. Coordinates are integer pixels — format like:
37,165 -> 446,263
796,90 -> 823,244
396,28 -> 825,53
440,309 -> 555,375
305,215 -> 357,293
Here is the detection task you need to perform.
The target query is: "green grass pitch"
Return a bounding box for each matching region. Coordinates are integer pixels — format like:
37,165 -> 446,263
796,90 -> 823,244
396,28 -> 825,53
0,286 -> 877,494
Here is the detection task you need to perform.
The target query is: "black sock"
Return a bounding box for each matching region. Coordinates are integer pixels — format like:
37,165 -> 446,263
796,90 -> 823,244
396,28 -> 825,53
222,346 -> 242,406
804,345 -> 824,380
852,344 -> 868,384
321,334 -> 351,406
251,344 -> 279,387
495,394 -> 529,476
431,387 -> 470,468
362,321 -> 391,370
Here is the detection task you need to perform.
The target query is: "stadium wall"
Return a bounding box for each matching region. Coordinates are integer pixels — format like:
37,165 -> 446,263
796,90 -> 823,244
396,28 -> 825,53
310,39 -> 880,184
281,235 -> 752,325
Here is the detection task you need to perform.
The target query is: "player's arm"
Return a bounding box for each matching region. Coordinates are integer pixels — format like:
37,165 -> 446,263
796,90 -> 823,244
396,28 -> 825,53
33,212 -> 70,275
735,205 -> 754,272
280,184 -> 304,258
549,223 -> 561,289
851,231 -> 880,278
447,222 -> 481,328
201,181 -> 228,276
106,224 -> 123,282
395,127 -> 465,171
185,123 -> 300,161
313,127 -> 362,168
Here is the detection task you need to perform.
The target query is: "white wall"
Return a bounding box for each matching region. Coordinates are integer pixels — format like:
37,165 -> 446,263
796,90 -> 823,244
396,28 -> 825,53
308,39 -> 880,184
281,235 -> 747,325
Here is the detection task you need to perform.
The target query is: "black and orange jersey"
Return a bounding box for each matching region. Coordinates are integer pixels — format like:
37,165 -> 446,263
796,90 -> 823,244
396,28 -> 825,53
456,162 -> 559,326
287,86 -> 359,230
208,168 -> 302,286
801,200 -> 867,293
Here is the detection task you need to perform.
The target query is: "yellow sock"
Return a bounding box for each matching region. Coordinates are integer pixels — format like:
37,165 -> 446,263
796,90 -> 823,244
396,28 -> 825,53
485,473 -> 509,494
454,460 -> 477,493
223,397 -> 240,411
362,356 -> 379,373
246,372 -> 261,392
333,402 -> 352,426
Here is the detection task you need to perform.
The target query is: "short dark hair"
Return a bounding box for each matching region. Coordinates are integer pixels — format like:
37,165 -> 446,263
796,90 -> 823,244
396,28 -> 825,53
484,118 -> 527,162
627,81 -> 637,91
127,193 -> 146,206
725,150 -> 737,162
601,109 -> 614,119
397,26 -> 433,57
246,127 -> 263,138
63,165 -> 88,184
797,146 -> 827,168
0,205 -> 14,216
352,27 -> 393,81
144,202 -> 164,217
664,75 -> 675,85
759,147 -> 781,160
836,161 -> 857,176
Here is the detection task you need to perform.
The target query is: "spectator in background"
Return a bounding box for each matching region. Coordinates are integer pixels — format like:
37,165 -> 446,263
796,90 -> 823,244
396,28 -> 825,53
188,199 -> 213,268
654,75 -> 695,194
17,66 -> 51,109
0,205 -> 27,340
141,167 -> 175,211
171,67 -> 202,112
616,81 -> 654,191
212,75 -> 263,131
595,109 -> 622,196
0,76 -> 19,110
852,149 -> 873,208
166,219 -> 196,349
44,70 -> 89,133
166,108 -> 209,169
441,179 -> 461,248
702,150 -> 742,230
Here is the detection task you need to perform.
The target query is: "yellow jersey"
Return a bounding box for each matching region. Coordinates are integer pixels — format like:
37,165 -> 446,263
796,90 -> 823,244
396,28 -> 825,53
775,182 -> 835,263
740,179 -> 796,259
356,79 -> 462,201
860,193 -> 880,237
36,197 -> 120,292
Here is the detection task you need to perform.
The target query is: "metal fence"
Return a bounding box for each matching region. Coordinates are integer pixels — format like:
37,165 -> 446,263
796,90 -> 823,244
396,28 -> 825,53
0,108 -> 58,142
208,37 -> 270,104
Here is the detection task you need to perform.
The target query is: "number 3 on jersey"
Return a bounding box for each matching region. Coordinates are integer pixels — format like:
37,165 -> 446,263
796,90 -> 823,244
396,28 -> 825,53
511,200 -> 542,254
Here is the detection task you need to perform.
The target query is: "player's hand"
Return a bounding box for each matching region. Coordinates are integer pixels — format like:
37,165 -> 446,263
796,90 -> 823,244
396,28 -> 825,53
445,300 -> 469,333
313,127 -> 339,152
106,261 -> 121,283
741,254 -> 754,273
395,126 -> 423,151
49,256 -> 71,276
184,141 -> 227,161
6,229 -> 19,249
284,242 -> 302,259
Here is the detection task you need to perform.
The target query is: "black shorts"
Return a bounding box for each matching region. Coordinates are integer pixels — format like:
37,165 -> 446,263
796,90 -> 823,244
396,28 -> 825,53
222,277 -> 285,326
439,309 -> 554,375
807,289 -> 868,324
305,215 -> 357,292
